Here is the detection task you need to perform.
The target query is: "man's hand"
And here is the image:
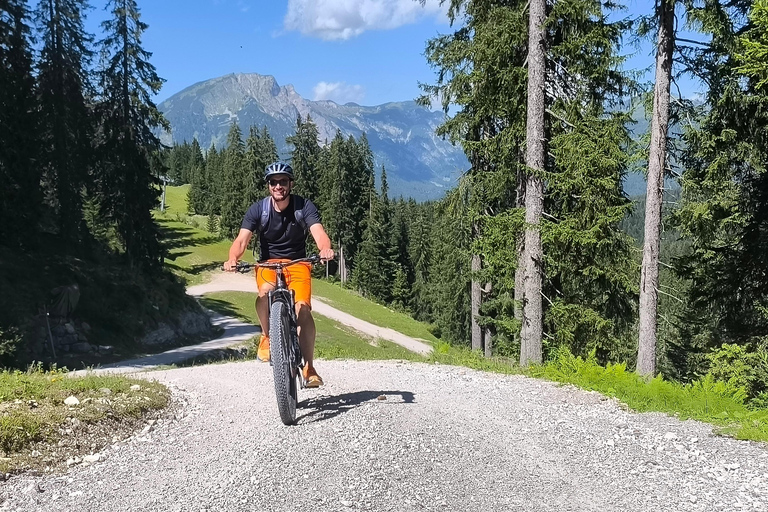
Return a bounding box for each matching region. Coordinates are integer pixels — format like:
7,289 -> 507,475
223,258 -> 239,272
319,248 -> 335,262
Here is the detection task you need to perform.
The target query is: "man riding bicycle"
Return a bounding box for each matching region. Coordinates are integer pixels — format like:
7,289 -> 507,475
224,161 -> 334,388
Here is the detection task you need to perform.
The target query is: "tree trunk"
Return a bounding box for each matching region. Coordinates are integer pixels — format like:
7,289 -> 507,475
520,0 -> 546,367
484,281 -> 493,358
471,253 -> 482,351
339,242 -> 347,284
514,171 -> 525,352
638,0 -> 674,377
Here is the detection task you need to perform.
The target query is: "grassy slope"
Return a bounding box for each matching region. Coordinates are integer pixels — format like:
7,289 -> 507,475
156,185 -> 255,286
201,291 -> 421,361
312,280 -> 439,345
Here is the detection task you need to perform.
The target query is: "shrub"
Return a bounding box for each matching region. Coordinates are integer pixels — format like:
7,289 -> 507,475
705,343 -> 768,405
0,326 -> 22,365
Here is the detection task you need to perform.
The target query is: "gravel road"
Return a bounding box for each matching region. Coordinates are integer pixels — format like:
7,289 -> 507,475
2,360 -> 767,511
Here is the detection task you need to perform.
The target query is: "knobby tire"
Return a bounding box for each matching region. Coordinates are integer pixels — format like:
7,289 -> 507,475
269,300 -> 298,425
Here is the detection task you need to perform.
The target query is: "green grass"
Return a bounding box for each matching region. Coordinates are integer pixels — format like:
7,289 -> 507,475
200,291 -> 421,361
156,186 -> 253,286
527,348 -> 768,442
312,280 -> 439,345
0,366 -> 169,471
160,184 -> 192,217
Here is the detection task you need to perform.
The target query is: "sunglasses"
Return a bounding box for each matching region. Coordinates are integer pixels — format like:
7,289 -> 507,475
268,178 -> 291,187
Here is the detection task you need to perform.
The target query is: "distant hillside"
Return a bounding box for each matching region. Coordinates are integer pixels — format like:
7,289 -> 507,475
158,73 -> 469,200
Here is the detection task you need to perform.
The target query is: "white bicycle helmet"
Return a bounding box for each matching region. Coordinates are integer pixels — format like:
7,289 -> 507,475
265,161 -> 294,179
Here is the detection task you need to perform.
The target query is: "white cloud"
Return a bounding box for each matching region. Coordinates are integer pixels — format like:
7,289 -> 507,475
313,81 -> 366,104
284,0 -> 447,41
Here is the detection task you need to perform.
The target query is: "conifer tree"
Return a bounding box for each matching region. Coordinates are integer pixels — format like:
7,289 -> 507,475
422,0 -> 635,359
187,140 -> 208,215
287,115 -> 321,201
637,0 -> 675,376
354,166 -> 397,302
205,143 -> 222,215
519,0 -> 546,366
674,0 -> 768,350
0,0 -> 39,246
409,202 -> 434,321
96,0 -> 168,268
219,122 -> 247,239
35,0 -> 95,244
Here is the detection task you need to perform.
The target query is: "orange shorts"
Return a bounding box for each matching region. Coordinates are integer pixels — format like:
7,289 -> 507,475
255,260 -> 312,308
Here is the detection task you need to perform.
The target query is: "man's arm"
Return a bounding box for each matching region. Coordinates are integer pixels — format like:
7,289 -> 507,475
309,223 -> 334,262
224,228 -> 254,271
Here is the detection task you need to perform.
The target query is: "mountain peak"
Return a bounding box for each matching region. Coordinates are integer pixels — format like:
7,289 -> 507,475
158,73 -> 468,200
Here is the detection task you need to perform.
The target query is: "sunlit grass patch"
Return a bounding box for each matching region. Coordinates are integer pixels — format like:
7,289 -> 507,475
312,280 -> 439,345
0,365 -> 169,473
527,347 -> 768,442
200,291 -> 421,362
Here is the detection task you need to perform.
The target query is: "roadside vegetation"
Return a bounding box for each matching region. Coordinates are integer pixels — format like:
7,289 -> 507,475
0,365 -> 169,475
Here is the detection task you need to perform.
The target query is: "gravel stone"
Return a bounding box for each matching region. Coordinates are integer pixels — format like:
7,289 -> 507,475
1,360 -> 767,511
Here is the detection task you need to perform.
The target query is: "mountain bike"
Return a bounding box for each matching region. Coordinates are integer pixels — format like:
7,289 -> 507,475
229,255 -> 322,425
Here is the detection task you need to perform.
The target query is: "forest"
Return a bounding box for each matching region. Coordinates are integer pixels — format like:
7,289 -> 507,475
1,0 -> 768,407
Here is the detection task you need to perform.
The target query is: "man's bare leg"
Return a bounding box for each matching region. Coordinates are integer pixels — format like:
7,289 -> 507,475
256,283 -> 275,334
295,302 -> 316,364
256,283 -> 275,362
296,302 -> 322,386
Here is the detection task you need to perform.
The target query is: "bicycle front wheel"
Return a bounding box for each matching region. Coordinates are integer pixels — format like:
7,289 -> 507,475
269,300 -> 298,425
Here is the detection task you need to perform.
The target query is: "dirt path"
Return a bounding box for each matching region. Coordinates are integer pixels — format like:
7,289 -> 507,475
188,272 -> 433,355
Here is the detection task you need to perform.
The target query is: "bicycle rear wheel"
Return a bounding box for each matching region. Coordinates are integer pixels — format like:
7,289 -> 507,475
269,300 -> 298,425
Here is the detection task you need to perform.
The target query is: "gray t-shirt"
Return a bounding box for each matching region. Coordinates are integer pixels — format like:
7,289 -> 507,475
241,195 -> 321,260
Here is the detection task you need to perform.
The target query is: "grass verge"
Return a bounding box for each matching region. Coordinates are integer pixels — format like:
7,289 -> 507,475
0,366 -> 169,475
527,348 -> 768,443
312,280 -> 439,346
200,291 -> 421,361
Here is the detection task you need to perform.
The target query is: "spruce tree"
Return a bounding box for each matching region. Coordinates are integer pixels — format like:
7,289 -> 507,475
637,0 -> 675,376
219,122 -> 247,239
287,114 -> 321,201
96,0 -> 168,268
422,0 -> 636,360
674,0 -> 768,350
0,0 -> 39,246
35,0 -> 95,244
205,143 -> 222,215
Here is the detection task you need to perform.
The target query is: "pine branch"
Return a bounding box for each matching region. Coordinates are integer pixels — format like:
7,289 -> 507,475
676,37 -> 710,48
656,286 -> 685,304
545,108 -> 576,129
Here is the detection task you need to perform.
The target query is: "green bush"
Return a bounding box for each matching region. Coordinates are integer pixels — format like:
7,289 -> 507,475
0,326 -> 22,365
705,343 -> 768,404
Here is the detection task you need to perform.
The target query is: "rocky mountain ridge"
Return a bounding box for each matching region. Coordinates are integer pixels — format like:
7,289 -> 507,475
158,73 -> 469,200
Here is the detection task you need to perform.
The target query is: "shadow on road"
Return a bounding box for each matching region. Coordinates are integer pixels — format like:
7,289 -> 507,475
297,390 -> 415,424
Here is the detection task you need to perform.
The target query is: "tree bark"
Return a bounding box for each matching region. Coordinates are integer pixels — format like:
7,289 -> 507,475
638,0 -> 674,377
339,242 -> 347,284
484,281 -> 493,358
471,253 -> 482,351
514,171 -> 525,354
520,0 -> 546,367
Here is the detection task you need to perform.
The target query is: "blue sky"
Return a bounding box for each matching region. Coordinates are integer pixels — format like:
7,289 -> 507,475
80,0 -> 701,107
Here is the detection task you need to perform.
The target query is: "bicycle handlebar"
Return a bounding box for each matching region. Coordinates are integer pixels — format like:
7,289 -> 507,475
222,254 -> 332,273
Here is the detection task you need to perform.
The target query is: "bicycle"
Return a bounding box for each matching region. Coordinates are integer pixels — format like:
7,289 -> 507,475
228,255 -> 323,425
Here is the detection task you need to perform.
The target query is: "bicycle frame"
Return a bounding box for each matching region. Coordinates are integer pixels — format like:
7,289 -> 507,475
267,266 -> 302,375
